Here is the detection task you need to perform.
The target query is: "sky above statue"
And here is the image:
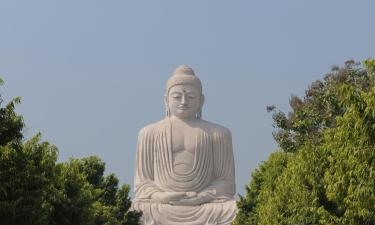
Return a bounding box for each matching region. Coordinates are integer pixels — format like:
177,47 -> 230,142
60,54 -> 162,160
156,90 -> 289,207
1,0 -> 374,195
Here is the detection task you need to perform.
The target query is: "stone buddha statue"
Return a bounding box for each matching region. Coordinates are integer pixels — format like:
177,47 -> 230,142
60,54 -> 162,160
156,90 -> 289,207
132,65 -> 237,225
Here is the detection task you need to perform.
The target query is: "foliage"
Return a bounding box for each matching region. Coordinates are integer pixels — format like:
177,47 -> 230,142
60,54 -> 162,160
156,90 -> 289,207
233,151 -> 289,225
235,59 -> 375,225
0,134 -> 59,225
0,80 -> 24,146
269,59 -> 374,153
0,78 -> 141,225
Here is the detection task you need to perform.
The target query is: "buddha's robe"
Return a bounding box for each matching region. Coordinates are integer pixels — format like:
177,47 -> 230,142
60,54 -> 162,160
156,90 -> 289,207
132,119 -> 237,225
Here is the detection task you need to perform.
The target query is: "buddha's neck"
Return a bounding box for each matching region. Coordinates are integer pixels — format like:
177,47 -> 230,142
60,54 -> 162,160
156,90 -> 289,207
169,116 -> 200,124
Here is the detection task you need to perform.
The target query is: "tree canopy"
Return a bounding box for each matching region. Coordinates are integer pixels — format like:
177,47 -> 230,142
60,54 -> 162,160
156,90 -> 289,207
0,80 -> 141,225
234,59 -> 375,225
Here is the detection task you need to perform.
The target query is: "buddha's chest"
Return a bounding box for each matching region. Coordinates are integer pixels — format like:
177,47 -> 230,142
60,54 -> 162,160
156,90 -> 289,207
171,126 -> 198,154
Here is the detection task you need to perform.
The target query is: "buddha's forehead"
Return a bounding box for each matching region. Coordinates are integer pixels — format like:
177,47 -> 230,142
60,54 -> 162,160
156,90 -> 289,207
168,84 -> 201,94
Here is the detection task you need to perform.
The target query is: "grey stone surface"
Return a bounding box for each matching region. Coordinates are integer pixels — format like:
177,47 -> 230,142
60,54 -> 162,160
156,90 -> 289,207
132,65 -> 237,225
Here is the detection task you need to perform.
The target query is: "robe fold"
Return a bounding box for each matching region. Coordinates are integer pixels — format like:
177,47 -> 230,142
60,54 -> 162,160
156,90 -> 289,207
132,119 -> 237,225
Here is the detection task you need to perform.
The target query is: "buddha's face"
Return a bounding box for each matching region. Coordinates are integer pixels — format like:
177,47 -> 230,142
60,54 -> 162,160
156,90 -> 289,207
166,84 -> 204,119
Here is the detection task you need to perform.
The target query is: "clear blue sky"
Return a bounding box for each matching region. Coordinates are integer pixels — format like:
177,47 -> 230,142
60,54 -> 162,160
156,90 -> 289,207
1,0 -> 374,195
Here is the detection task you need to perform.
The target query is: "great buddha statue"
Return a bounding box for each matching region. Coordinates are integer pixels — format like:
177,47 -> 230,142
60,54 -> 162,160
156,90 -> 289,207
132,65 -> 237,225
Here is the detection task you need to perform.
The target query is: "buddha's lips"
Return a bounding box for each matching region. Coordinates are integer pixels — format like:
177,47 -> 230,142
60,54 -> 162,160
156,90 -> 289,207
178,107 -> 191,110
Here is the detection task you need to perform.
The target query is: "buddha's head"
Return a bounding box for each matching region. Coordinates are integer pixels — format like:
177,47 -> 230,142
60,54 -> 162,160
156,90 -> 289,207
165,65 -> 205,120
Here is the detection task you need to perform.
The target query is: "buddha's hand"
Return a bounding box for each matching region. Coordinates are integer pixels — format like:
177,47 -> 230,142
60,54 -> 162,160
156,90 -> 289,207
151,192 -> 187,204
169,191 -> 215,206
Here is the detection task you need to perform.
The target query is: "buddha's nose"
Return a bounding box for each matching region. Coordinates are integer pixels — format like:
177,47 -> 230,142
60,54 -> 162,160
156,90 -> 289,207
181,94 -> 188,105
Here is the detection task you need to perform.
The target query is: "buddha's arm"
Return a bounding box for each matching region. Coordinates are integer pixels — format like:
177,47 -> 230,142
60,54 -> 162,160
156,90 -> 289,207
134,127 -> 163,200
202,128 -> 236,199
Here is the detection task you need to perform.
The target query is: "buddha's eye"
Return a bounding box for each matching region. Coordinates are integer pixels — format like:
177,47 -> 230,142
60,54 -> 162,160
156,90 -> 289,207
171,94 -> 181,99
188,96 -> 196,99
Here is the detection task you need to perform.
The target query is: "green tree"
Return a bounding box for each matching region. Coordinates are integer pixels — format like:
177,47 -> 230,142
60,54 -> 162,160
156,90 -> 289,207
0,134 -> 59,225
234,59 -> 375,225
73,156 -> 141,225
50,159 -> 96,225
101,173 -> 119,206
0,80 -> 58,225
0,78 -> 141,225
0,79 -> 23,146
50,157 -> 141,225
233,151 -> 289,225
114,184 -> 142,225
269,60 -> 374,153
79,156 -> 106,189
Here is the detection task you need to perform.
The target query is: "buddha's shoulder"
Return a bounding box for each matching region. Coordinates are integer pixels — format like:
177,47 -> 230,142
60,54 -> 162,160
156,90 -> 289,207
138,119 -> 170,135
199,120 -> 232,136
138,119 -> 231,136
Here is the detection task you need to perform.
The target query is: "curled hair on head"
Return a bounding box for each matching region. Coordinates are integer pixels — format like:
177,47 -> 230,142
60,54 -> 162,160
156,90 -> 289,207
166,65 -> 202,95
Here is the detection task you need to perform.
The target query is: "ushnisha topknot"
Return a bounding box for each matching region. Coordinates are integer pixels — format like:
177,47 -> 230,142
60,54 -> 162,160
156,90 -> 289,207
173,65 -> 195,76
166,65 -> 202,94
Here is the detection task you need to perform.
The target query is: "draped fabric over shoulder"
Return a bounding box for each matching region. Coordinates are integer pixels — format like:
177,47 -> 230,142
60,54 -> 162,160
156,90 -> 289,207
132,120 -> 237,225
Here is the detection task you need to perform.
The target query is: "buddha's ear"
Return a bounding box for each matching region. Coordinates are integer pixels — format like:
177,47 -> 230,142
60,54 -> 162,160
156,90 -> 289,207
200,94 -> 205,107
164,95 -> 170,117
164,94 -> 168,105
